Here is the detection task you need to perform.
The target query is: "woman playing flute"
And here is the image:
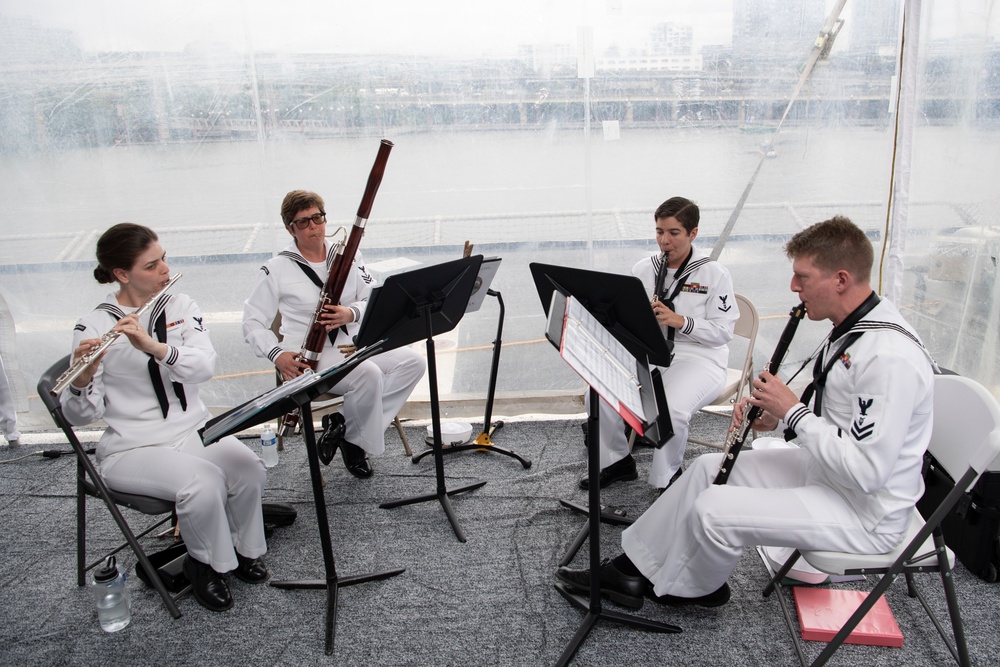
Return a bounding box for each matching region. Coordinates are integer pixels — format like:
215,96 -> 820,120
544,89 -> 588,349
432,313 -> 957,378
61,223 -> 267,612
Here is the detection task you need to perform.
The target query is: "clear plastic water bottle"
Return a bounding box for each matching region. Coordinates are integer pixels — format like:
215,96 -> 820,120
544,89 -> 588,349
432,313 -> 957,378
260,427 -> 279,468
92,555 -> 131,632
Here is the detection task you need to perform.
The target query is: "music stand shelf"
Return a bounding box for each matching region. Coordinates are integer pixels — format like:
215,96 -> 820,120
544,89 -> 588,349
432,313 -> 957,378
201,346 -> 404,656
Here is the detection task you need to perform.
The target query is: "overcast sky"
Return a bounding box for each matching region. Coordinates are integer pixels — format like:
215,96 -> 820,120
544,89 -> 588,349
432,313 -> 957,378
0,0 -> 996,56
1,0 -> 754,55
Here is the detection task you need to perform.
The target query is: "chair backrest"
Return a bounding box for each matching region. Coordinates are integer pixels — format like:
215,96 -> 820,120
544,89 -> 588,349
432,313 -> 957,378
37,355 -> 73,428
928,374 -> 1000,484
729,294 -> 759,403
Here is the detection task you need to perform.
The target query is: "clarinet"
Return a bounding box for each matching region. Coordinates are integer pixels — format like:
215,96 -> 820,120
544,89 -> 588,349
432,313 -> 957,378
713,302 -> 806,485
279,139 -> 394,435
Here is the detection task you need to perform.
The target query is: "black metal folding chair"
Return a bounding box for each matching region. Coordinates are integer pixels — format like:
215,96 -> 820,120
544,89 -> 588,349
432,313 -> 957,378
38,355 -> 189,619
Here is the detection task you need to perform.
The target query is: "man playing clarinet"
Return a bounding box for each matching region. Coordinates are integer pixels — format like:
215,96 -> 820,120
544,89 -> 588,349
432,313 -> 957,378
556,216 -> 937,609
242,190 -> 425,478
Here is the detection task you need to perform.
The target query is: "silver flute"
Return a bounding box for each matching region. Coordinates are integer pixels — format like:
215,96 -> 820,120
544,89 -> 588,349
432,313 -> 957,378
50,273 -> 182,396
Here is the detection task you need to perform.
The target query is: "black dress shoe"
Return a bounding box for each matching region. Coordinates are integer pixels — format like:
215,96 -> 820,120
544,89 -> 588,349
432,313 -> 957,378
555,558 -> 647,609
317,413 -> 346,466
647,582 -> 731,608
233,553 -> 268,584
657,467 -> 684,495
183,555 -> 233,612
341,440 -> 373,478
579,454 -> 638,490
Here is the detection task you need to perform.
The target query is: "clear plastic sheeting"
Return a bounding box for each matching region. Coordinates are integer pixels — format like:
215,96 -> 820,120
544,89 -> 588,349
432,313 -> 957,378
0,1 -> 998,431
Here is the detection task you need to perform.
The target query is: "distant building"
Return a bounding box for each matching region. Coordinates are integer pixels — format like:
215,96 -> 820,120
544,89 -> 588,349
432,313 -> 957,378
732,0 -> 826,61
0,16 -> 81,63
596,54 -> 703,73
650,22 -> 694,56
849,0 -> 902,58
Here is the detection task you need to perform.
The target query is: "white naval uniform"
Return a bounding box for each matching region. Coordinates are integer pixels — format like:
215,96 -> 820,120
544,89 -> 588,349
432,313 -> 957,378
242,242 -> 425,455
621,298 -> 935,598
595,246 -> 739,488
61,292 -> 266,574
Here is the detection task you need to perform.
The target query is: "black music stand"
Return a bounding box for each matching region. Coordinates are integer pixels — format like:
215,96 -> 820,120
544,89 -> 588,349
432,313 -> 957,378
532,266 -> 680,667
355,255 -> 486,543
531,262 -> 676,566
200,345 -> 405,656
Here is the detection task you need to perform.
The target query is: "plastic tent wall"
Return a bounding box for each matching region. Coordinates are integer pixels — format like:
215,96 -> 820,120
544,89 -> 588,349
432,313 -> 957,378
0,0 -> 997,431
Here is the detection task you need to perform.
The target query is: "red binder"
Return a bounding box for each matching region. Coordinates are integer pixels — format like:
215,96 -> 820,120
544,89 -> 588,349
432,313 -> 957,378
793,587 -> 903,648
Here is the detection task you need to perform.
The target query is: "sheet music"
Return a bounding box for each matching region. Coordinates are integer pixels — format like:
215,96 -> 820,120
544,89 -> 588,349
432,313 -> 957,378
560,296 -> 645,423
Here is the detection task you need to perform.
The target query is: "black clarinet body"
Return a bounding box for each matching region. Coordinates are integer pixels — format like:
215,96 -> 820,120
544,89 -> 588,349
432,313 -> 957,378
713,302 -> 806,485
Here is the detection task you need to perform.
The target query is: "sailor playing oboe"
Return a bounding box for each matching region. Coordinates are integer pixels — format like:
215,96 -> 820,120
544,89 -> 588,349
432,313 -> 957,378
583,196 -> 739,492
61,223 -> 268,613
557,216 -> 936,609
242,190 -> 425,478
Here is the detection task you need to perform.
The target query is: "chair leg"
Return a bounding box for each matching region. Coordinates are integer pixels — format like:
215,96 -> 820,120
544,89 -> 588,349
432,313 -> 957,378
394,416 -> 412,457
76,467 -> 87,587
934,532 -> 971,666
763,550 -> 809,667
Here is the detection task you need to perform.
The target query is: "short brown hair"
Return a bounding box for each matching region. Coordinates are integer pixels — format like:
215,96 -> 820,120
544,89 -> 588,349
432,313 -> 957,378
280,190 -> 325,226
785,215 -> 873,280
654,196 -> 700,233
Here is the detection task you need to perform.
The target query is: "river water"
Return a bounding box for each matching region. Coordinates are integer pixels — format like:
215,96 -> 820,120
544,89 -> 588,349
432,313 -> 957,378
2,125 -> 998,428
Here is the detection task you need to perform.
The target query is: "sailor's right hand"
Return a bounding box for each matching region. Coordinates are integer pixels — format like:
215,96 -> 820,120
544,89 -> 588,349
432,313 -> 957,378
71,337 -> 106,388
275,351 -> 311,382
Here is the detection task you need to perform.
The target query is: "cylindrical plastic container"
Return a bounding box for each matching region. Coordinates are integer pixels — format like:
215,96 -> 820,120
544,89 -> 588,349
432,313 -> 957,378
260,427 -> 279,468
92,555 -> 131,632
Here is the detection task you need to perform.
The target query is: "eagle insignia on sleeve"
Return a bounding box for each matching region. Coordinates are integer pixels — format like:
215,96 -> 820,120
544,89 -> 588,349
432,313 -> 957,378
850,395 -> 878,441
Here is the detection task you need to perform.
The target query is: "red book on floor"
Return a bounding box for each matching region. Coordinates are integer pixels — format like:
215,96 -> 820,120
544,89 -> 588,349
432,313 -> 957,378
793,587 -> 904,648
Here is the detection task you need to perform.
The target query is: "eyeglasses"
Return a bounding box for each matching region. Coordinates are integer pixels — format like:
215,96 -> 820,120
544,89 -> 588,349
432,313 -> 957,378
288,212 -> 327,229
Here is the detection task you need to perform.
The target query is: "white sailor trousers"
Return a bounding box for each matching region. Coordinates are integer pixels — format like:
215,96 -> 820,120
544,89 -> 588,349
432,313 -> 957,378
100,431 -> 267,574
622,448 -> 904,598
324,346 -> 425,455
592,354 -> 725,488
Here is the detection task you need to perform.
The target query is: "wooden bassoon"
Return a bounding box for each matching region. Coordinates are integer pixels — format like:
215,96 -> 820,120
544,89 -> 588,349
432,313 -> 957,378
280,139 -> 393,435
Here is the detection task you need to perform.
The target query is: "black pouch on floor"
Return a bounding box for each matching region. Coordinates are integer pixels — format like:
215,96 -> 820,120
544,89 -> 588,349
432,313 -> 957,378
135,542 -> 190,593
262,502 -> 297,528
918,452 -> 1000,582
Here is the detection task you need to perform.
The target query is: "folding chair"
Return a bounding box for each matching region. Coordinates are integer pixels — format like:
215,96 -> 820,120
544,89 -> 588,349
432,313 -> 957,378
270,313 -> 412,456
38,355 -> 188,619
763,373 -> 1000,667
688,293 -> 758,449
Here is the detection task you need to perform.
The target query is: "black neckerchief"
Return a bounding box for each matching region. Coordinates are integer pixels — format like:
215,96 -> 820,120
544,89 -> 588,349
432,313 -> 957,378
149,309 -> 187,418
653,248 -> 694,342
98,299 -> 186,419
784,291 -> 880,439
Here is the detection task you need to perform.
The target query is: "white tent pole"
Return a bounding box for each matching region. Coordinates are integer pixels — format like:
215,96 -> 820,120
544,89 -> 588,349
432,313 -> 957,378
881,0 -> 922,301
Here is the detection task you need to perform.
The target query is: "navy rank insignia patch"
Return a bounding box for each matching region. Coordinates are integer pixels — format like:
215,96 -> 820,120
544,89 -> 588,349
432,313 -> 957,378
850,395 -> 879,441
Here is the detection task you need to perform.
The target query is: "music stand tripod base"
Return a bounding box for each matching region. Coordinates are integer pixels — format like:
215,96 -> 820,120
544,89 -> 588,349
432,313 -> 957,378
410,427 -> 532,469
269,403 -> 406,655
409,288 -> 532,470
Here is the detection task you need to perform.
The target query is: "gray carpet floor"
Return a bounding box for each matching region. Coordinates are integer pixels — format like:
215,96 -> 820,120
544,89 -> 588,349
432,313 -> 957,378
1,413 -> 997,666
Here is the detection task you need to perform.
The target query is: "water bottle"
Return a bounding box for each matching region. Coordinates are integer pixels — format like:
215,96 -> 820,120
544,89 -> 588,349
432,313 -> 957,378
260,427 -> 279,468
92,555 -> 131,632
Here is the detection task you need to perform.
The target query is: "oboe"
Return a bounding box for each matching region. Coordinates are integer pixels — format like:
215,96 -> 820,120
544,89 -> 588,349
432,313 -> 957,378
50,273 -> 183,396
279,139 -> 393,435
713,302 -> 806,485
